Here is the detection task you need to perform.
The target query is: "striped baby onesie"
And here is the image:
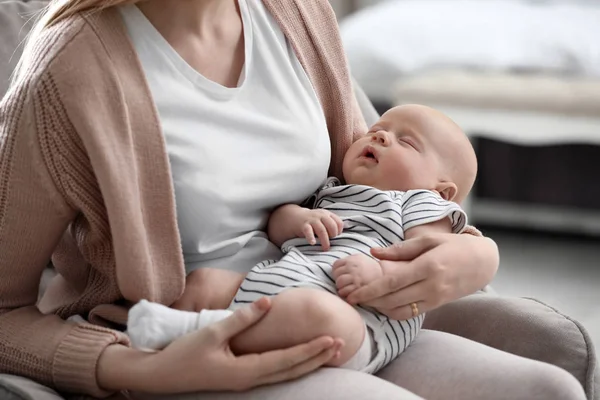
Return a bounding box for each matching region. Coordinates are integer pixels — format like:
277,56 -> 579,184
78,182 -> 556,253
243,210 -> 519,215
231,178 -> 467,373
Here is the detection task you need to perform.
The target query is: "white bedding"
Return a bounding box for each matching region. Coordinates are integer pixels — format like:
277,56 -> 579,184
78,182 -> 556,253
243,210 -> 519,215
340,0 -> 600,101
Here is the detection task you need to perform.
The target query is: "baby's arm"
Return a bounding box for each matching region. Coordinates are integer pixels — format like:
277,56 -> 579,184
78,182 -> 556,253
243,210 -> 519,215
267,204 -> 309,247
268,204 -> 344,250
404,217 -> 453,241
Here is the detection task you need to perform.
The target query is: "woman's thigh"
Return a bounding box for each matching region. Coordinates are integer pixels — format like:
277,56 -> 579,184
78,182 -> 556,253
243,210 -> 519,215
376,329 -> 587,400
133,368 -> 423,400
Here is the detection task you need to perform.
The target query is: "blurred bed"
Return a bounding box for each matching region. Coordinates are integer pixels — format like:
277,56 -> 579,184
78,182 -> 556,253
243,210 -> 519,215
339,0 -> 600,235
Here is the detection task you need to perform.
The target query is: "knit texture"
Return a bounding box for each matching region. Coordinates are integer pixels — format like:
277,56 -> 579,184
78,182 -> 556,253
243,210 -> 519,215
0,0 -> 477,397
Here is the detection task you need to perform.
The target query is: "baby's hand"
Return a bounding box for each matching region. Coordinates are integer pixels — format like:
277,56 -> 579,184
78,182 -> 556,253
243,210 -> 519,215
298,209 -> 344,251
332,254 -> 384,299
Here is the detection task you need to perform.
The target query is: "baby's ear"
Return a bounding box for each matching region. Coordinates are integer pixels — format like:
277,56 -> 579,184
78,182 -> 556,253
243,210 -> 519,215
436,182 -> 458,201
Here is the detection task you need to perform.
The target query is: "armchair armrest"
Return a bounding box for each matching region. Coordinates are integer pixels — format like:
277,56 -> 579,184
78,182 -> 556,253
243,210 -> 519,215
423,293 -> 597,400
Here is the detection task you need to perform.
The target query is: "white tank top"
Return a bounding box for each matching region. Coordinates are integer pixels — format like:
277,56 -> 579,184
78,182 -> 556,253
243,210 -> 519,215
119,0 -> 330,274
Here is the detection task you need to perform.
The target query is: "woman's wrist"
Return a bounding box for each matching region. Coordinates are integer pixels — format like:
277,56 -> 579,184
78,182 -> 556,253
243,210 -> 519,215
97,344 -> 156,392
460,235 -> 499,296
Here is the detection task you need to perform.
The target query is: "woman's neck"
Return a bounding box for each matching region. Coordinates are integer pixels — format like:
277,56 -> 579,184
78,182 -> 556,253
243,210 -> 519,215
137,0 -> 239,38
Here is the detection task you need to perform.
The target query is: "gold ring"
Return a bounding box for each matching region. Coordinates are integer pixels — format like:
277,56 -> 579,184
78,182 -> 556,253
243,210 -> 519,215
410,302 -> 419,317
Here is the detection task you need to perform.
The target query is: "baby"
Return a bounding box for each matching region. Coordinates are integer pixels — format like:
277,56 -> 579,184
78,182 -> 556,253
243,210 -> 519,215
127,104 -> 477,373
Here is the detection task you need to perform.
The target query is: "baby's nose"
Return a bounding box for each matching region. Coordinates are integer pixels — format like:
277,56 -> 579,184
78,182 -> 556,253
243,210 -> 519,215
371,130 -> 389,145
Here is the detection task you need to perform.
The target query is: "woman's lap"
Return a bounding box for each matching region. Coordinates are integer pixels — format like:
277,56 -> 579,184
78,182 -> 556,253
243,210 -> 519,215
0,330 -> 586,400
377,329 -> 586,400
136,330 -> 586,400
132,368 -> 422,400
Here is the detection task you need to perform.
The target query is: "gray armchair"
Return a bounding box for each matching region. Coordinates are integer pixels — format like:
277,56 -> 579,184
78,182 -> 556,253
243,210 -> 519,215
0,1 -> 597,400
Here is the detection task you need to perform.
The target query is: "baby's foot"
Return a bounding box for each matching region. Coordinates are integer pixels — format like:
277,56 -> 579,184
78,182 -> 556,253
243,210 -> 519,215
127,300 -> 233,350
332,254 -> 384,298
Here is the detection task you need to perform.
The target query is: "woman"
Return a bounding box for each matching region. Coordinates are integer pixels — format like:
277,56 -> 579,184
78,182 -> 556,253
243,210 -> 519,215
0,0 -> 585,399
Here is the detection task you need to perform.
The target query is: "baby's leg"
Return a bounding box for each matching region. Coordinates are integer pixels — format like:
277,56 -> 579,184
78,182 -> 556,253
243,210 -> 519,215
230,288 -> 367,367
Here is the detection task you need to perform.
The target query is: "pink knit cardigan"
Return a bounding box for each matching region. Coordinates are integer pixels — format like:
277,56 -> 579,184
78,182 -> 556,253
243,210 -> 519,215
0,0 -> 367,396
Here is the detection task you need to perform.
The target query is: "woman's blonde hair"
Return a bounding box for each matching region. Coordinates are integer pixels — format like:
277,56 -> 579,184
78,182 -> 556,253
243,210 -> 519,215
13,0 -> 137,83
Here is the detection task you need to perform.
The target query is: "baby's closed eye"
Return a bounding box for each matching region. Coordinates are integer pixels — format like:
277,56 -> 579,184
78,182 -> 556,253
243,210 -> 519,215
396,135 -> 419,151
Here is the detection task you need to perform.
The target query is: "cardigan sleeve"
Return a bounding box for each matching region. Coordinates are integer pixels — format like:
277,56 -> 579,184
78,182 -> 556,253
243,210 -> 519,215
0,75 -> 129,398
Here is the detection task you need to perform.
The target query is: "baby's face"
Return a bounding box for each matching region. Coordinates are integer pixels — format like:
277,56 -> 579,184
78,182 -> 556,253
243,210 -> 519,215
343,105 -> 466,195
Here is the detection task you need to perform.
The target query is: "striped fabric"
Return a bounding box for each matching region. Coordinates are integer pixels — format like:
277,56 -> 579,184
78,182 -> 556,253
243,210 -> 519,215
231,178 -> 467,373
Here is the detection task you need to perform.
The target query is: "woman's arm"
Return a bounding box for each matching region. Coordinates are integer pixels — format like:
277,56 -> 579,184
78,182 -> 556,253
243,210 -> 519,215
332,218 -> 456,299
98,298 -> 341,393
0,80 -> 131,397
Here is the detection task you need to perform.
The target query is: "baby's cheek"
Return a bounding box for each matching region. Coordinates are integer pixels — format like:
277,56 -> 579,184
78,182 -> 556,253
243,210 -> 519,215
384,158 -> 416,188
386,156 -> 411,176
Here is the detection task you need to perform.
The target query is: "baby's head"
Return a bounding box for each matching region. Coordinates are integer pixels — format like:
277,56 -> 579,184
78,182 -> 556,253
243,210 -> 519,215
343,105 -> 477,203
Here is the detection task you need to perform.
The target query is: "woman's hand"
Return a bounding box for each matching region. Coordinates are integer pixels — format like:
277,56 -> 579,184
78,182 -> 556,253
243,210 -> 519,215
99,298 -> 342,394
346,233 -> 499,320
172,268 -> 246,311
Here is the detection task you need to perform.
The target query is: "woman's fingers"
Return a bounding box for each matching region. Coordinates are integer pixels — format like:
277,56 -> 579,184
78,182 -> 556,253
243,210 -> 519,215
370,235 -> 440,261
377,299 -> 429,321
254,337 -> 343,387
346,260 -> 425,305
211,298 -> 271,341
256,347 -> 336,386
360,281 -> 427,313
249,336 -> 338,379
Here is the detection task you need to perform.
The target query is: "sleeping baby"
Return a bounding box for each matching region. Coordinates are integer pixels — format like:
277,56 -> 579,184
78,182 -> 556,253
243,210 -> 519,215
127,104 -> 477,373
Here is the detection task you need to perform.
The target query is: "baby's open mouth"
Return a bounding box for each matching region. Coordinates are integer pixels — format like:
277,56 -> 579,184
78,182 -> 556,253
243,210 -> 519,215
360,145 -> 378,162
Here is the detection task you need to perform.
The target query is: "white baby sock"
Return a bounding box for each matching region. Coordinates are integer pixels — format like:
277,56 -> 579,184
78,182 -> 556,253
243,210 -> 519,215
127,300 -> 233,350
